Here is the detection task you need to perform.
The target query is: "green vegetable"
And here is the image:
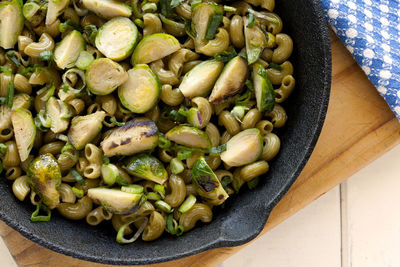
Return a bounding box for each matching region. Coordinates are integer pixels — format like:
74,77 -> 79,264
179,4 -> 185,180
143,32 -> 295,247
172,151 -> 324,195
6,51 -> 20,67
170,158 -> 184,174
179,59 -> 224,99
146,192 -> 161,201
244,16 -> 266,64
158,136 -> 171,149
155,200 -> 172,213
100,117 -> 158,157
46,0 -> 69,25
101,163 -> 119,185
6,82 -> 14,108
59,19 -> 83,33
214,48 -> 237,63
28,153 -> 62,209
46,96 -> 70,133
0,143 -> 7,158
178,194 -> 196,213
166,213 -> 184,236
118,64 -> 160,113
192,157 -> 228,205
253,63 -> 275,112
11,108 -> 36,161
231,106 -> 249,122
83,25 -> 97,46
187,107 -> 202,128
154,184 -> 165,198
123,154 -> 168,185
71,169 -> 85,185
235,80 -> 254,106
246,12 -> 256,28
0,0 -> 24,49
81,0 -> 132,19
268,62 -> 283,71
116,216 -> 148,244
75,51 -> 94,70
86,58 -> 128,95
39,51 -> 55,68
23,2 -> 40,20
31,203 -> 51,222
131,33 -> 180,65
88,188 -> 142,214
54,30 -> 85,69
160,105 -> 188,123
121,184 -> 144,194
95,17 -> 138,61
68,111 -> 106,150
209,56 -> 249,104
220,128 -> 263,167
191,3 -> 223,49
247,176 -> 259,190
166,125 -> 212,149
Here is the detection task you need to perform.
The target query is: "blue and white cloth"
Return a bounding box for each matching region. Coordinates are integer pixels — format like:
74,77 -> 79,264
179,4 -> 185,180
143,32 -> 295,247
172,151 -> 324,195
321,0 -> 400,120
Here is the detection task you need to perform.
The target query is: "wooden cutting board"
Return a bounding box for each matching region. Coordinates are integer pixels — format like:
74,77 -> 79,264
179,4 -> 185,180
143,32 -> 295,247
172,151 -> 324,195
0,31 -> 399,267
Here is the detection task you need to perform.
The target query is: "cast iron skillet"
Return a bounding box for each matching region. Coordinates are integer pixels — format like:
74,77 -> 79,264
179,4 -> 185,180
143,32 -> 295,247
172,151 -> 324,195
0,0 -> 331,264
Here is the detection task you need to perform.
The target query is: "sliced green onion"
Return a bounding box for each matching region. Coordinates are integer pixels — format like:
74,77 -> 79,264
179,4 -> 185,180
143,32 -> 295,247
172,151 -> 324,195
247,13 -> 256,28
231,106 -> 249,122
6,51 -> 20,67
72,187 -> 84,198
159,14 -> 185,29
178,194 -> 196,213
70,169 -> 85,185
0,66 -> 12,75
34,116 -> 48,132
170,158 -> 184,174
39,50 -> 54,68
116,175 -> 129,186
116,217 -> 148,244
214,48 -> 237,63
121,184 -> 144,194
31,203 -> 51,222
268,62 -> 283,71
166,213 -> 184,236
208,144 -> 227,155
23,2 -> 40,20
155,200 -> 172,213
102,154 -> 110,165
146,192 -> 161,201
223,5 -> 236,12
6,82 -> 14,108
39,84 -> 56,102
247,176 -> 260,190
0,143 -> 8,158
153,184 -> 165,198
101,163 -> 119,186
83,25 -> 97,45
61,143 -> 77,161
75,51 -> 94,70
110,117 -> 125,126
158,136 -> 171,148
60,19 -> 83,33
134,19 -> 144,28
142,2 -> 157,13
177,150 -> 192,160
249,9 -> 279,24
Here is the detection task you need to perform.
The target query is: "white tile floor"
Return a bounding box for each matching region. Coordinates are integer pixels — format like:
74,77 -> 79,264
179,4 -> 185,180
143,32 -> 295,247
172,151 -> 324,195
0,144 -> 399,267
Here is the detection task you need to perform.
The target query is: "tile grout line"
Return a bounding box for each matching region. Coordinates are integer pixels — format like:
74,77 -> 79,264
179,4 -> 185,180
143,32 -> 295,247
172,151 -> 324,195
340,182 -> 350,267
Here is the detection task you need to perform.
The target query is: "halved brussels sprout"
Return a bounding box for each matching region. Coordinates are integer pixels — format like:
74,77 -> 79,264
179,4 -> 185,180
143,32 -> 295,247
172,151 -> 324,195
220,128 -> 263,167
86,58 -> 128,95
191,2 -> 223,51
123,154 -> 168,185
101,117 -> 158,157
82,0 -> 132,19
131,33 -> 181,65
179,60 -> 224,99
11,108 -> 36,162
54,30 -> 85,69
88,188 -> 142,214
243,17 -> 267,64
166,125 -> 211,149
209,56 -> 249,104
253,63 -> 275,112
95,17 -> 138,61
46,96 -> 71,133
68,111 -> 106,150
0,105 -> 11,132
0,0 -> 24,49
28,153 -> 62,209
46,0 -> 69,25
192,157 -> 228,205
118,64 -> 160,113
12,94 -> 32,110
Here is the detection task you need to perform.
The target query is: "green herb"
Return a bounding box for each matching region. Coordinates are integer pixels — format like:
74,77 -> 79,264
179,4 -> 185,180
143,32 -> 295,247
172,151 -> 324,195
247,177 -> 260,190
116,175 -> 129,186
30,203 -> 51,222
72,187 -> 84,198
235,79 -> 254,106
0,66 -> 12,75
0,143 -> 7,158
220,176 -> 233,190
71,169 -> 85,185
110,117 -> 125,126
170,0 -> 182,8
83,25 -> 97,45
60,19 -> 83,33
161,105 -> 188,123
160,0 -> 174,17
102,154 -> 110,165
5,51 -> 20,67
6,82 -> 14,108
214,48 -> 237,63
247,13 -> 256,28
176,149 -> 192,160
183,18 -> 195,39
39,50 -> 55,68
268,62 -> 283,71
205,13 -> 223,40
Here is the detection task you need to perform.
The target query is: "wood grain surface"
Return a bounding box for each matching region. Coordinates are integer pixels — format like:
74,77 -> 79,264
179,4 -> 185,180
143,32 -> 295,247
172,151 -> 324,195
0,32 -> 399,267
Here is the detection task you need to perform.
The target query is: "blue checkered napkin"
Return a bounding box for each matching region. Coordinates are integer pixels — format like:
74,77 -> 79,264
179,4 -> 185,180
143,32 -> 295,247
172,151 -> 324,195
321,0 -> 400,120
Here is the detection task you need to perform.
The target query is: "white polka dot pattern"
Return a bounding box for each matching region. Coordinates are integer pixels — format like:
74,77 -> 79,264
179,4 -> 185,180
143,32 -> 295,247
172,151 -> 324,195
322,0 -> 400,119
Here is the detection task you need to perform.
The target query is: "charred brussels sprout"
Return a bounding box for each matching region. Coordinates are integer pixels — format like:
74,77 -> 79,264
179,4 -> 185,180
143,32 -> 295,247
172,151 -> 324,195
192,157 -> 228,205
100,118 -> 158,157
88,188 -> 142,214
220,128 -> 263,166
123,154 -> 168,185
166,125 -> 211,149
28,153 -> 62,209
